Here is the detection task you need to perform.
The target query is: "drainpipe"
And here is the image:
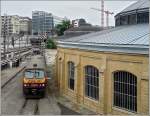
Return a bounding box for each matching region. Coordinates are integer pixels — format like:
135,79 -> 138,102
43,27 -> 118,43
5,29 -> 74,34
148,1 -> 150,114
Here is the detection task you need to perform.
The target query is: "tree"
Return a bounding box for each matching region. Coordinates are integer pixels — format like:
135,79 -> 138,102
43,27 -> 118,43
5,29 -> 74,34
55,20 -> 70,36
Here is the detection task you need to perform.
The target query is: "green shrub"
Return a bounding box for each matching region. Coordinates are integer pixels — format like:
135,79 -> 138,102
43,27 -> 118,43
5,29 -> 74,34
46,38 -> 57,49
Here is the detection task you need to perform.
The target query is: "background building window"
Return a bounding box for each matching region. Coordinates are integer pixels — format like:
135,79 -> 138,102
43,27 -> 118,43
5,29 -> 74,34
85,65 -> 99,100
120,15 -> 128,25
113,71 -> 137,112
137,12 -> 149,24
68,61 -> 75,90
128,14 -> 136,25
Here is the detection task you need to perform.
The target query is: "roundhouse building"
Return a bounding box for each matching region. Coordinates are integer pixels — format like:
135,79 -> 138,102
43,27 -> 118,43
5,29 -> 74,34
56,0 -> 149,115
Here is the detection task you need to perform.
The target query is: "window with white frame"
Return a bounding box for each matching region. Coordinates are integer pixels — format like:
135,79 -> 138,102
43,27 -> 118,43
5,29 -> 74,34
68,61 -> 75,90
113,71 -> 137,112
85,65 -> 99,100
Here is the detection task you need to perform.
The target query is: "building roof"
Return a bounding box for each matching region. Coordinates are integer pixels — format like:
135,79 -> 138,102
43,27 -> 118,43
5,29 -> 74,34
56,32 -> 90,40
66,26 -> 103,31
116,0 -> 149,16
20,17 -> 31,21
57,24 -> 149,55
56,26 -> 107,40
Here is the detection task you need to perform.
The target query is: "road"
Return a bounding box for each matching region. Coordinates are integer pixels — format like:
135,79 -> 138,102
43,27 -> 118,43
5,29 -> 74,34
1,53 -> 80,115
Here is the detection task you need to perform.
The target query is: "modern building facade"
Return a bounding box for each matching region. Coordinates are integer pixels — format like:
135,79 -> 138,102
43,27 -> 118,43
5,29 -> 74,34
53,16 -> 68,27
32,11 -> 54,36
56,0 -> 149,115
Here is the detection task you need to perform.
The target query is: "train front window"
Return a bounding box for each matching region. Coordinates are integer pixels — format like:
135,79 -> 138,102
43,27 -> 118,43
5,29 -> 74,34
34,70 -> 44,78
24,69 -> 44,79
25,70 -> 34,78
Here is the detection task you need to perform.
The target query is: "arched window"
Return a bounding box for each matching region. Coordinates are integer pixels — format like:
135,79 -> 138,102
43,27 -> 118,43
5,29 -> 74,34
113,71 -> 137,112
68,61 -> 75,90
85,65 -> 99,100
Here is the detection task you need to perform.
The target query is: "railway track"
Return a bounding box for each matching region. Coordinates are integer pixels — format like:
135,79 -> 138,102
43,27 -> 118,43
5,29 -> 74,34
19,99 -> 39,115
2,53 -> 62,115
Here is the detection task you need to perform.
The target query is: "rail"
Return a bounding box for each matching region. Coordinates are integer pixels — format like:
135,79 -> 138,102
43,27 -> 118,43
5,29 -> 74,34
19,99 -> 39,115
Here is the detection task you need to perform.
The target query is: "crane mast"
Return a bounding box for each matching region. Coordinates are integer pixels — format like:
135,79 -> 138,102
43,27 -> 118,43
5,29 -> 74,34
101,0 -> 104,28
91,7 -> 114,27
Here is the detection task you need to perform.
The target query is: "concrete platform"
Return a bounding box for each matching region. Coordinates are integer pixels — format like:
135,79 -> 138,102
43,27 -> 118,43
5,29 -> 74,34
1,67 -> 24,87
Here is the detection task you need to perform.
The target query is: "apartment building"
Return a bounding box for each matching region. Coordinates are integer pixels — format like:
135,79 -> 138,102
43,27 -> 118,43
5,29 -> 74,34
1,15 -> 20,36
1,15 -> 32,36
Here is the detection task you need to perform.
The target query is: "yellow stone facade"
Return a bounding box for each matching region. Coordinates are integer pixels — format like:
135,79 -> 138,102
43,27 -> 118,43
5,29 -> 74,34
56,47 -> 149,115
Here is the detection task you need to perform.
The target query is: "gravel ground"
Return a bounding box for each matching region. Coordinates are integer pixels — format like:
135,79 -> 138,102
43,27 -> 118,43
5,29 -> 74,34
58,103 -> 80,115
1,67 -> 22,86
45,49 -> 81,115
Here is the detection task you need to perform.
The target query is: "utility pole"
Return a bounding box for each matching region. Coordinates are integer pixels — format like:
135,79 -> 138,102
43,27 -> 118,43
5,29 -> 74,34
19,35 -> 21,66
18,33 -> 23,66
27,35 -> 28,47
3,14 -> 7,60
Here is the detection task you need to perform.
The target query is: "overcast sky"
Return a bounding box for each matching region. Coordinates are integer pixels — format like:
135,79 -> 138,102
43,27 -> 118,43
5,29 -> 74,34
1,0 -> 137,26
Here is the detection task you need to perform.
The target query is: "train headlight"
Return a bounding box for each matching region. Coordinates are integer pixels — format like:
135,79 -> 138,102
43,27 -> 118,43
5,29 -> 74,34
24,84 -> 29,87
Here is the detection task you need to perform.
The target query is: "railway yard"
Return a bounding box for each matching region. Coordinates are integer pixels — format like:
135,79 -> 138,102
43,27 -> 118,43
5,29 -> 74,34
1,49 -> 80,115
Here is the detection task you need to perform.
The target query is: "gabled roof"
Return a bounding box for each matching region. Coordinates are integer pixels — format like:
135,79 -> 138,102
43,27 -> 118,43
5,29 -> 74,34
57,24 -> 149,55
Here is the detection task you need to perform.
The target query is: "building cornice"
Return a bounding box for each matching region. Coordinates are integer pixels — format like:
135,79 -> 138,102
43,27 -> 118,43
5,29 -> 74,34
57,41 -> 149,55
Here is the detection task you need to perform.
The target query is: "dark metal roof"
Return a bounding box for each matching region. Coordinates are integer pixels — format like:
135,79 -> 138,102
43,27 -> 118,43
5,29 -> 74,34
117,0 -> 149,16
57,24 -> 149,55
56,32 -> 91,40
122,0 -> 149,12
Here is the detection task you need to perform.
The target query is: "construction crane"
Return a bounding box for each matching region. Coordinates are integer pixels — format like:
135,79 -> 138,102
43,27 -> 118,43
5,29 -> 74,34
91,7 -> 114,27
